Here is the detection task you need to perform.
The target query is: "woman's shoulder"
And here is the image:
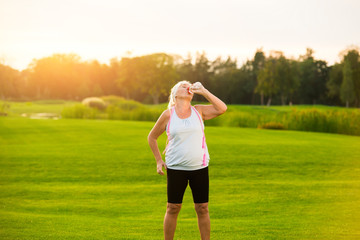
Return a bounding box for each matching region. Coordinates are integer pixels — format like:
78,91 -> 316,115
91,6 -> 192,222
154,109 -> 171,132
163,108 -> 171,117
159,108 -> 173,125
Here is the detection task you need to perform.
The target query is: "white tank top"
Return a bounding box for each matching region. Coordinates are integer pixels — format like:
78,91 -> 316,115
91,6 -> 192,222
165,106 -> 210,170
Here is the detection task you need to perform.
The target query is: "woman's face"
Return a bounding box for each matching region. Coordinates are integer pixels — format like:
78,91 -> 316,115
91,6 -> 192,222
176,83 -> 193,100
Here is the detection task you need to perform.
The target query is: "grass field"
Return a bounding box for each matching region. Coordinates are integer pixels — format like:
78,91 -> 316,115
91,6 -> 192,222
1,113 -> 360,239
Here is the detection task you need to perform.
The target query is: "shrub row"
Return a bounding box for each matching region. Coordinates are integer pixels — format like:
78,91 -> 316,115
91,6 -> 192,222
206,108 -> 360,136
61,97 -> 360,136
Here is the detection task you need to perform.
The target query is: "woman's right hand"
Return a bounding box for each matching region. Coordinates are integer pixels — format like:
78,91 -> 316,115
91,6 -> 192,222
157,160 -> 167,175
190,82 -> 206,96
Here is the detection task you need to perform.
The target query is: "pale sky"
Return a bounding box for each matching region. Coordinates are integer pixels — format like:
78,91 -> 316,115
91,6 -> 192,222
0,0 -> 359,70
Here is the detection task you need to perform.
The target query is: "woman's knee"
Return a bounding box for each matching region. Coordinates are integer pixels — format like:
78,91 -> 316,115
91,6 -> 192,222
195,203 -> 209,215
166,203 -> 182,215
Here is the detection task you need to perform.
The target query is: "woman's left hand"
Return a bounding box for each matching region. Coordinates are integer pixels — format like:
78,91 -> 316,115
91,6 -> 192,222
190,82 -> 207,96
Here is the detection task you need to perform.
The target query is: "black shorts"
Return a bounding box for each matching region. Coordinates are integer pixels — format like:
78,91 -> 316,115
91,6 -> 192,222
166,166 -> 209,204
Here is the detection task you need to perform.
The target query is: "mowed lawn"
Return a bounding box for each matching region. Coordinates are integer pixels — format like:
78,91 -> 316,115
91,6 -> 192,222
1,116 -> 360,239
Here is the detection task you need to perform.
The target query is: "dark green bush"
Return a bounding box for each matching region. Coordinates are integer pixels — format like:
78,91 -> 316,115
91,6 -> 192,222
82,97 -> 107,111
101,95 -> 142,111
62,104 -> 101,119
258,122 -> 286,130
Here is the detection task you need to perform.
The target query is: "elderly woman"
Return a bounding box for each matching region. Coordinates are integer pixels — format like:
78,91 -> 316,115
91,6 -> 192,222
147,80 -> 227,240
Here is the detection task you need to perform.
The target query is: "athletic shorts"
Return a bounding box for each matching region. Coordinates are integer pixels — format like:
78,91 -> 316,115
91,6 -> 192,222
166,166 -> 209,204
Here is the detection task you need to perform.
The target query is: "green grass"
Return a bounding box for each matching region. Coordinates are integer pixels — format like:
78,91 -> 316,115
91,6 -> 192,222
1,115 -> 360,239
1,100 -> 78,116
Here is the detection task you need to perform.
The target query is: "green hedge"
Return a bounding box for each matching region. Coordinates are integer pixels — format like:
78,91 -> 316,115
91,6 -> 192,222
61,97 -> 360,136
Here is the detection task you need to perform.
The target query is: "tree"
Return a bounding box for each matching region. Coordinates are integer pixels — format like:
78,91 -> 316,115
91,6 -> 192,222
176,53 -> 195,83
192,52 -> 213,102
287,60 -> 300,105
115,57 -> 141,100
297,48 -> 328,105
340,60 -> 355,107
252,49 -> 266,105
137,53 -> 179,104
28,54 -> 83,99
340,48 -> 360,107
276,55 -> 300,105
255,56 -> 280,106
210,56 -> 239,104
0,64 -> 21,99
115,53 -> 179,104
327,63 -> 343,105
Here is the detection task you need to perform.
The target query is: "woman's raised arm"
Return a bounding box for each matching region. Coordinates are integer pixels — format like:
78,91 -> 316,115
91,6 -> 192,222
191,82 -> 227,120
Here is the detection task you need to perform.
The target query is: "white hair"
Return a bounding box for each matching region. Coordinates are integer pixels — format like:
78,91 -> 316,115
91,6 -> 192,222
167,80 -> 192,110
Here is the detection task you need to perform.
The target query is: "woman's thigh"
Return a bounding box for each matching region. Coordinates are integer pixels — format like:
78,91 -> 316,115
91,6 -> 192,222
188,167 -> 209,203
167,168 -> 189,204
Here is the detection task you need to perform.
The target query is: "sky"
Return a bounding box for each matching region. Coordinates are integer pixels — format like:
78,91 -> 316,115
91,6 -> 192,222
0,0 -> 359,70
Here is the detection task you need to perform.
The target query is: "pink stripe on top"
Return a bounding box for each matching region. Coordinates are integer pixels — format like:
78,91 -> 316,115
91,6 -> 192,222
191,106 -> 207,166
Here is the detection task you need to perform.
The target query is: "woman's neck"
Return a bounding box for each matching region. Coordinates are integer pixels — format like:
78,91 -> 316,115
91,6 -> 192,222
175,99 -> 191,112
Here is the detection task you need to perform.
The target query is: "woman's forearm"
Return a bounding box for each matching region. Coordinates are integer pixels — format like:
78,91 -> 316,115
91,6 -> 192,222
147,137 -> 163,163
202,89 -> 227,113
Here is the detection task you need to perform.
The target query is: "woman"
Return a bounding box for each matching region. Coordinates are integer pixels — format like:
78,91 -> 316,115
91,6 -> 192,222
147,80 -> 227,240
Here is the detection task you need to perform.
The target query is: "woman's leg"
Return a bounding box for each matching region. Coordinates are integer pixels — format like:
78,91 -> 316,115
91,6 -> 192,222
189,167 -> 210,239
164,203 -> 182,240
195,203 -> 210,240
165,168 -> 188,239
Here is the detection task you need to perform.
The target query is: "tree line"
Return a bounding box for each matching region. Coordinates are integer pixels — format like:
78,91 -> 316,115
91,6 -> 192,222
0,46 -> 359,107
